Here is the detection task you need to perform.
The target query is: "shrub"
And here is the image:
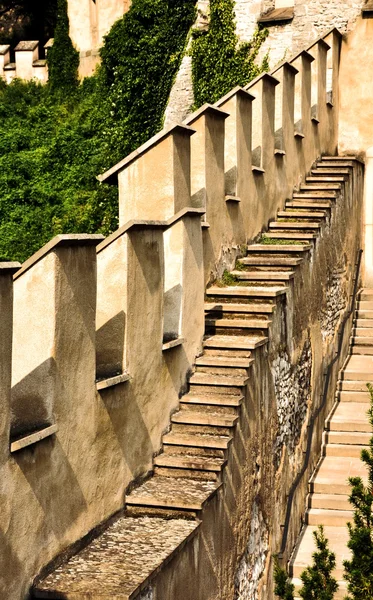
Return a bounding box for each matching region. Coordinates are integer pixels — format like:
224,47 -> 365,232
47,0 -> 79,95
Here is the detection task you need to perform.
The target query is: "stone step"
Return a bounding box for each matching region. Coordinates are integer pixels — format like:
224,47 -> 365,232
292,191 -> 337,199
308,493 -> 351,511
206,286 -> 287,298
290,525 -> 351,580
195,355 -> 254,369
32,516 -> 200,599
181,393 -> 243,408
311,168 -> 350,175
154,453 -> 226,473
325,430 -> 371,445
204,302 -> 275,314
205,318 -> 271,330
321,155 -> 357,161
262,232 -> 317,240
126,476 -> 220,511
269,221 -> 321,230
353,327 -> 373,336
309,456 -> 368,494
324,442 -> 367,458
246,244 -> 310,253
163,431 -> 232,450
189,372 -> 249,388
338,389 -> 371,402
355,319 -> 373,328
203,335 -> 268,351
305,508 -> 353,527
352,336 -> 373,345
230,270 -> 295,281
327,402 -> 372,432
286,200 -> 333,209
171,410 -> 238,428
342,354 -> 373,380
240,256 -> 303,267
277,210 -> 326,219
339,379 -> 372,391
306,176 -> 346,183
351,346 -> 373,355
357,300 -> 373,310
300,183 -> 341,191
359,289 -> 373,300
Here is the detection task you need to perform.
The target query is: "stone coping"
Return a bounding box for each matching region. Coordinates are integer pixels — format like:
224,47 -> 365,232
10,424 -> 58,453
162,337 -> 184,351
272,60 -> 299,76
98,123 -> 195,185
4,63 -> 15,71
0,45 -> 10,55
96,372 -> 131,391
14,234 -> 104,281
97,207 -> 205,254
15,41 -> 39,51
214,85 -> 255,107
258,7 -> 294,24
244,71 -> 280,92
44,38 -> 54,49
0,262 -> 21,274
33,60 -> 47,67
183,103 -> 229,126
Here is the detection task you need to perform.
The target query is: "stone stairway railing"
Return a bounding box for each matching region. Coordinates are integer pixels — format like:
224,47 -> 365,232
0,27 -> 366,600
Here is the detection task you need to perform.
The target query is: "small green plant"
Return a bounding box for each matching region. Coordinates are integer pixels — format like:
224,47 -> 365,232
191,0 -> 269,108
221,269 -> 239,286
343,383 -> 373,599
299,525 -> 338,600
259,235 -> 305,245
274,527 -> 337,600
274,557 -> 295,600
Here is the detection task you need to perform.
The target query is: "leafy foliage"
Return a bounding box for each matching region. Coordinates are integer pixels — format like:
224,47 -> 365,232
299,526 -> 338,600
274,557 -> 295,600
0,0 -> 196,262
343,383 -> 373,599
191,0 -> 269,108
47,0 -> 79,95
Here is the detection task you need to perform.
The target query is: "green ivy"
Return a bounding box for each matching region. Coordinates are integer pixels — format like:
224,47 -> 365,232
47,0 -> 79,95
191,0 -> 269,108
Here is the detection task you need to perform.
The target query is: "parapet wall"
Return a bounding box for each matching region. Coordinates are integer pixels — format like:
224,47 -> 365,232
0,27 -> 365,600
0,39 -> 52,84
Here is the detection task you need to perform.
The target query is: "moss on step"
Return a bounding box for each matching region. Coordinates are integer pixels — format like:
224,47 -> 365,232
259,235 -> 305,245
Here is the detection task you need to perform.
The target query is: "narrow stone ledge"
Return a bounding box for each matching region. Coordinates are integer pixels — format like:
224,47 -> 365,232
294,132 -> 305,139
162,337 -> 184,351
96,373 -> 131,391
252,166 -> 265,174
201,221 -> 211,229
10,424 -> 58,453
275,149 -> 286,156
312,116 -> 320,124
225,195 -> 241,202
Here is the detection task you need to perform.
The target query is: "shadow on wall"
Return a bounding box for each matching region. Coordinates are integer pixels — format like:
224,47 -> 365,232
96,311 -> 126,380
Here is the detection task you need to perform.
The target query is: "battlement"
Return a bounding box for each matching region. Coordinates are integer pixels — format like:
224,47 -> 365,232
0,38 -> 53,84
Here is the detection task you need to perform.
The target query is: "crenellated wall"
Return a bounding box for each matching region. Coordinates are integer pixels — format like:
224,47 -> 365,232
0,26 -> 366,600
0,40 -> 52,84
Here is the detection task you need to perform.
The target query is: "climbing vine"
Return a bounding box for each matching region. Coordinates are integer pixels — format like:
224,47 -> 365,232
47,0 -> 79,95
191,0 -> 269,108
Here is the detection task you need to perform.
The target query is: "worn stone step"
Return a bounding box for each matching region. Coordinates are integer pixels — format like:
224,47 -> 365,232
203,334 -> 268,351
321,155 -> 357,162
207,286 -> 287,298
325,430 -> 371,445
338,389 -> 371,402
205,318 -> 271,330
126,476 -> 220,511
163,431 -> 232,450
269,221 -> 321,230
354,327 -> 373,336
171,410 -> 238,428
308,493 -> 351,511
300,183 -> 341,191
352,336 -> 373,345
357,300 -> 373,310
245,244 -> 310,253
262,232 -> 317,240
351,345 -> 373,355
292,191 -> 337,199
306,176 -> 346,183
324,442 -> 367,458
359,289 -> 373,300
309,456 -> 368,494
342,354 -> 373,380
286,200 -> 333,209
290,525 -> 351,580
204,302 -> 275,314
181,393 -> 243,408
240,256 -> 303,267
311,168 -> 350,175
153,466 -> 219,481
305,508 -> 353,527
327,402 -> 372,432
339,379 -> 372,391
154,453 -> 226,473
32,516 -> 200,600
355,319 -> 373,328
277,210 -> 326,219
189,371 -> 249,388
230,270 -> 295,281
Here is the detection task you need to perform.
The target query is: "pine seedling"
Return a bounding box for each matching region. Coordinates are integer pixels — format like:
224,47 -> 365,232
299,525 -> 338,600
343,383 -> 373,599
274,557 -> 295,600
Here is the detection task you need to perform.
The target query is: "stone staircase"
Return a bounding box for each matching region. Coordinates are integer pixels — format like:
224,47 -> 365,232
32,156 -> 359,599
290,289 -> 373,599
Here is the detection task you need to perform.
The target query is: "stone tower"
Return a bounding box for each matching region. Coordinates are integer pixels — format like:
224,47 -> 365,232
67,0 -> 131,77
